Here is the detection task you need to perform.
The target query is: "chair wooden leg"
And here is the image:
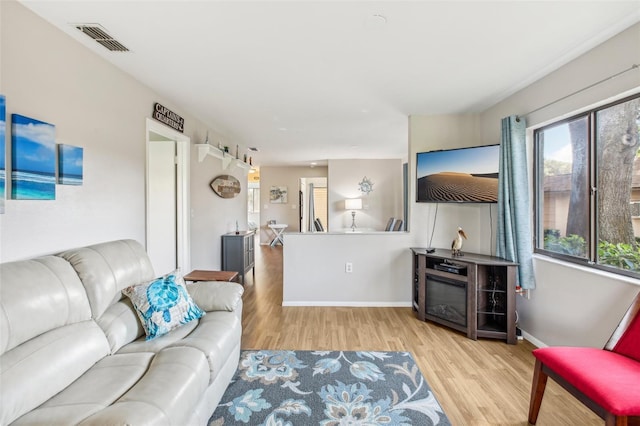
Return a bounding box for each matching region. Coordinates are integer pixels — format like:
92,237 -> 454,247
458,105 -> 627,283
528,359 -> 548,425
605,414 -> 628,426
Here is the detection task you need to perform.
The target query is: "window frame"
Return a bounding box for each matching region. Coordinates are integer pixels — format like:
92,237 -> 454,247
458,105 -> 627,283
533,93 -> 640,280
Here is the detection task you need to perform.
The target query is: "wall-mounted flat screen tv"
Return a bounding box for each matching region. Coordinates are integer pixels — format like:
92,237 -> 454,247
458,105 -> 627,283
416,144 -> 500,203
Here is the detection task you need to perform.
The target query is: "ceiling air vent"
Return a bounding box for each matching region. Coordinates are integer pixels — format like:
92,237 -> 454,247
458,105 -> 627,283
73,24 -> 129,52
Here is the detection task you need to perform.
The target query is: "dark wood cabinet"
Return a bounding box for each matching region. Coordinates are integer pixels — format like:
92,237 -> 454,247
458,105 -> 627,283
411,248 -> 517,344
222,231 -> 255,283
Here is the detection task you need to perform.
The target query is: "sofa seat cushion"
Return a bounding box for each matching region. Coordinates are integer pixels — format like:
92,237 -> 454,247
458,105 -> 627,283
116,318 -> 200,354
77,346 -> 210,426
117,308 -> 241,383
16,347 -> 210,425
170,310 -> 242,382
12,352 -> 155,425
1,320 -> 110,425
533,346 -> 640,415
98,281 -> 243,353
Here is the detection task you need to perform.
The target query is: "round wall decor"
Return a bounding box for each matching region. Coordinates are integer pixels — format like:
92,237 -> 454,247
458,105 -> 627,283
210,175 -> 241,198
359,176 -> 374,194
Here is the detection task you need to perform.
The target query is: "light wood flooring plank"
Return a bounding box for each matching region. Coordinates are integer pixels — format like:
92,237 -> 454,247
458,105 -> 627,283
240,242 -> 606,425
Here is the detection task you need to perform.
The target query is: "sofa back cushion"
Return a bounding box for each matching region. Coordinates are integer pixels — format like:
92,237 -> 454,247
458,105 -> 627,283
0,254 -> 110,424
97,298 -> 146,353
1,321 -> 110,425
59,240 -> 155,320
0,256 -> 92,355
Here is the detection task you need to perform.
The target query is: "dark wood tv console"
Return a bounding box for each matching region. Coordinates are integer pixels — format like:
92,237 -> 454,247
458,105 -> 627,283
411,248 -> 518,344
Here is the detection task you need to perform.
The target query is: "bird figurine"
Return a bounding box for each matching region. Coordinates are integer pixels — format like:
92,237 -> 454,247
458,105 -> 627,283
451,227 -> 467,256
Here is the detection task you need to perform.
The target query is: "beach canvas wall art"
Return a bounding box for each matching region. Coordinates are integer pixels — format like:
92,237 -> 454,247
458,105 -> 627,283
0,95 -> 5,213
58,144 -> 83,185
11,114 -> 56,200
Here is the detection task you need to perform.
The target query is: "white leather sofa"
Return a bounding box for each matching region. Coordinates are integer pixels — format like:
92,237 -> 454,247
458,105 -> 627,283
0,239 -> 243,425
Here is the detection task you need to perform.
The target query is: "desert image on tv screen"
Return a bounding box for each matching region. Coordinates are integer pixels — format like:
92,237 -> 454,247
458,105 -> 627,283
416,145 -> 500,203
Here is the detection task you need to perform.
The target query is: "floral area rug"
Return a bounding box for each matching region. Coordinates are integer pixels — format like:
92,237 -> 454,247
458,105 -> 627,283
209,350 -> 451,425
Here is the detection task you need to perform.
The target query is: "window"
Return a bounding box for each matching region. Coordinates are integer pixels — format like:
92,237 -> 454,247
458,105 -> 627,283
248,187 -> 260,213
313,186 -> 328,230
534,94 -> 640,278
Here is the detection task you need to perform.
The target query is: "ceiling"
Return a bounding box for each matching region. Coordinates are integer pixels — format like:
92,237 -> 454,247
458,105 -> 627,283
19,1 -> 640,167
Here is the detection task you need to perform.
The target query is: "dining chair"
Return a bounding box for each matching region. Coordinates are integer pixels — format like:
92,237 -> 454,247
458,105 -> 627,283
384,218 -> 396,231
528,291 -> 640,425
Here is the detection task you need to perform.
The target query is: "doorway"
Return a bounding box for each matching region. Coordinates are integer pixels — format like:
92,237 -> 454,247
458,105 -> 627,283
247,168 -> 260,232
145,118 -> 190,275
300,177 -> 328,232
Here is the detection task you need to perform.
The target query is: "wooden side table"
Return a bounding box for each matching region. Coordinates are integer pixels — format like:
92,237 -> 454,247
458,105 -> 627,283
183,270 -> 239,283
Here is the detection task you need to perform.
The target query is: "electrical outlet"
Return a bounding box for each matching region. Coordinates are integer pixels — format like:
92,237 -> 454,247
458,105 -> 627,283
345,262 -> 353,273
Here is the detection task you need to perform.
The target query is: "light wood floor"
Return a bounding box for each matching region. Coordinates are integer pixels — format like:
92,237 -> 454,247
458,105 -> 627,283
240,243 -> 603,425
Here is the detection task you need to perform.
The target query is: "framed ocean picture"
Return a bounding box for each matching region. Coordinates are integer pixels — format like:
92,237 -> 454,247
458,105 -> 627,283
58,144 -> 83,185
11,114 -> 56,200
0,95 -> 5,213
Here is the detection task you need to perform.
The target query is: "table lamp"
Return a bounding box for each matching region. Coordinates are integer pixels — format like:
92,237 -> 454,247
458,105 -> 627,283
344,198 -> 362,231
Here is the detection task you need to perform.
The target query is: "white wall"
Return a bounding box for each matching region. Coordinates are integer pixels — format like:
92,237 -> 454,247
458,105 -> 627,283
1,1 -> 150,260
328,159 -> 404,232
408,24 -> 640,348
477,22 -> 640,348
189,152 -> 250,270
283,232 -> 413,306
406,23 -> 640,348
408,114 -> 498,255
282,27 -> 640,328
0,1 -> 247,270
282,158 -> 409,306
258,166 -> 328,244
5,0 -> 639,347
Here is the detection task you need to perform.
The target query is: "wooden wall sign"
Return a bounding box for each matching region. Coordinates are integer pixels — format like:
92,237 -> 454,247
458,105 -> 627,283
152,102 -> 184,133
210,175 -> 241,198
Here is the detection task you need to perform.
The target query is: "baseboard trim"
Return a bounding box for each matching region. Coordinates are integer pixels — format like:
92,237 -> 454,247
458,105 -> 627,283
282,301 -> 413,308
521,330 -> 547,348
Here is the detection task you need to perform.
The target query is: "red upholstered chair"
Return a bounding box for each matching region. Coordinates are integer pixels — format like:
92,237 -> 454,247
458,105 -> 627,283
528,291 -> 640,426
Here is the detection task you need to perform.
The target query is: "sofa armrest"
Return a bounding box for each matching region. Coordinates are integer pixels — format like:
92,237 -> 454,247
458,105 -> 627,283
186,281 -> 244,312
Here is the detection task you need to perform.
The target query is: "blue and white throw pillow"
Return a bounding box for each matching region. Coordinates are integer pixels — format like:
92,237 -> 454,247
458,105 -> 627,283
122,270 -> 205,340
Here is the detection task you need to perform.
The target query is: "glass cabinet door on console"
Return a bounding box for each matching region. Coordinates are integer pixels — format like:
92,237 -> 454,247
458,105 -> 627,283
411,248 -> 517,344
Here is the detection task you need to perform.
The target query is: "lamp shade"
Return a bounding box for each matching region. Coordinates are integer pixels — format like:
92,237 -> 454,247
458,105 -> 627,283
344,198 -> 362,210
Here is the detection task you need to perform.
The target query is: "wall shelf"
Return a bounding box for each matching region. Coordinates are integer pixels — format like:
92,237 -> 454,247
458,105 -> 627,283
195,144 -> 251,171
234,159 -> 252,171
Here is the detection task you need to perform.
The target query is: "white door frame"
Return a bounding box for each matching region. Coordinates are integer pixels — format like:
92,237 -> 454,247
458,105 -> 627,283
145,118 -> 191,273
